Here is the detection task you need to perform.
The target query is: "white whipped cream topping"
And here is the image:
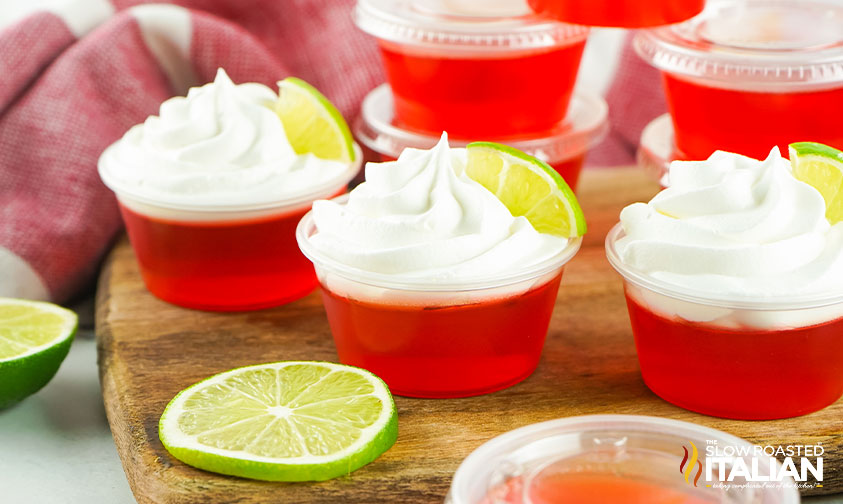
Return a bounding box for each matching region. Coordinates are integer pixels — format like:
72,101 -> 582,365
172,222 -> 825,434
100,68 -> 349,207
308,134 -> 569,284
616,148 -> 843,328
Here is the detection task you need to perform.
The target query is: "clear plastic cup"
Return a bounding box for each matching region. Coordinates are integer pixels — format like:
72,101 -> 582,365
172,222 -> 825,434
354,84 -> 608,192
637,113 -> 678,188
606,224 -> 843,420
527,0 -> 705,28
354,0 -> 589,137
296,200 -> 582,398
98,144 -> 362,311
447,415 -> 801,504
634,0 -> 843,161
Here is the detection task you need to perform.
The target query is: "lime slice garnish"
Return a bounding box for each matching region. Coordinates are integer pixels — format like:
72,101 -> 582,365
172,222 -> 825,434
0,298 -> 77,408
790,142 -> 843,224
275,77 -> 355,163
465,142 -> 587,237
159,361 -> 397,482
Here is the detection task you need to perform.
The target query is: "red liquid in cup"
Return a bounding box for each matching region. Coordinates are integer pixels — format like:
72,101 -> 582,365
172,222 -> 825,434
370,153 -> 585,192
120,203 -> 318,311
663,74 -> 843,160
626,292 -> 843,419
483,473 -> 715,504
381,42 -> 586,137
528,0 -> 705,28
320,272 -> 564,398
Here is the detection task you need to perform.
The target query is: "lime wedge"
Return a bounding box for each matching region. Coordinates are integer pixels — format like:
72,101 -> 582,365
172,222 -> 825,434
0,298 -> 77,408
159,361 -> 397,482
790,142 -> 843,224
465,142 -> 587,237
275,77 -> 355,163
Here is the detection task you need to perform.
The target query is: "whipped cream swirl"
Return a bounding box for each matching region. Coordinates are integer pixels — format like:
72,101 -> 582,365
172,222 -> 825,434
99,68 -> 349,206
308,134 -> 569,281
617,148 -> 843,299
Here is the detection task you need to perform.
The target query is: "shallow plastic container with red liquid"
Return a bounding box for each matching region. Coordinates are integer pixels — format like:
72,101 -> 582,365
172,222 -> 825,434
635,0 -> 843,161
447,415 -> 799,504
354,0 -> 589,137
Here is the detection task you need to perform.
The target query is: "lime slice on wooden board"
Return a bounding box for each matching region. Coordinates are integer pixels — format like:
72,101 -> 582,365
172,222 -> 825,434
0,298 -> 77,408
465,141 -> 587,237
159,361 -> 398,482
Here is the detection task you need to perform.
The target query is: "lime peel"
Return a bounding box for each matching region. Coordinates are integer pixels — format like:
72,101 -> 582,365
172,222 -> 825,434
0,298 -> 77,408
789,142 -> 843,224
275,77 -> 355,163
465,141 -> 587,238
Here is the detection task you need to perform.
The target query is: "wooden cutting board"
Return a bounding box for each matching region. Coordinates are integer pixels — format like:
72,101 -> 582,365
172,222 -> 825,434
96,168 -> 842,503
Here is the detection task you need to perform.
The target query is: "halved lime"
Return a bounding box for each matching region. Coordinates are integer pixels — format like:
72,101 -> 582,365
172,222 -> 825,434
0,298 -> 77,408
790,142 -> 843,224
275,77 -> 355,163
465,142 -> 587,237
159,361 -> 397,482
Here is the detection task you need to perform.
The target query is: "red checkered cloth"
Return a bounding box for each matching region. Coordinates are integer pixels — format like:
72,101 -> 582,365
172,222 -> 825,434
0,0 -> 382,303
0,2 -> 664,303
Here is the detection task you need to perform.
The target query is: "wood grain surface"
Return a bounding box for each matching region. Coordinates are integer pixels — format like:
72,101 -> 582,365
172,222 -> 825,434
96,168 -> 842,503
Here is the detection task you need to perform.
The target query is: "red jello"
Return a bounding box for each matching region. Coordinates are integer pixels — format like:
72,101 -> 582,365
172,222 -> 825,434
119,201 -> 319,311
528,0 -> 704,28
297,205 -> 583,398
626,292 -> 843,420
354,0 -> 588,137
606,225 -> 843,420
635,0 -> 843,160
320,273 -> 563,398
354,85 -> 607,192
663,74 -> 843,160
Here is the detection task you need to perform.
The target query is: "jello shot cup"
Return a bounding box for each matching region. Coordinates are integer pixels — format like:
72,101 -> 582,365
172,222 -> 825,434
99,150 -> 360,312
298,205 -> 582,398
98,69 -> 362,311
354,84 -> 608,192
527,0 -> 705,28
634,0 -> 843,161
607,224 -> 843,420
354,0 -> 589,137
447,415 -> 800,504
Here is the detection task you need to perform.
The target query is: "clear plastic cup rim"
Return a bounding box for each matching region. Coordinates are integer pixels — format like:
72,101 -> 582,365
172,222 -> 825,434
448,414 -> 799,504
634,0 -> 843,90
296,194 -> 583,292
354,0 -> 589,53
636,113 -> 674,187
97,143 -> 363,214
606,222 -> 843,310
354,84 -> 609,164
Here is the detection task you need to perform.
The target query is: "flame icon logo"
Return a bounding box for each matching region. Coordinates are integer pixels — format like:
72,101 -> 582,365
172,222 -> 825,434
680,441 -> 703,487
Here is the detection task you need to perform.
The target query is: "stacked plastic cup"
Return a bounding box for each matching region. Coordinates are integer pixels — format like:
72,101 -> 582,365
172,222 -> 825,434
353,0 -> 604,191
635,0 -> 843,165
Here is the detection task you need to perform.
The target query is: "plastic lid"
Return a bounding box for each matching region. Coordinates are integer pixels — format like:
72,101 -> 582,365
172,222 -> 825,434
354,84 -> 608,164
446,415 -> 800,504
354,0 -> 588,54
635,0 -> 843,90
637,113 -> 675,187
